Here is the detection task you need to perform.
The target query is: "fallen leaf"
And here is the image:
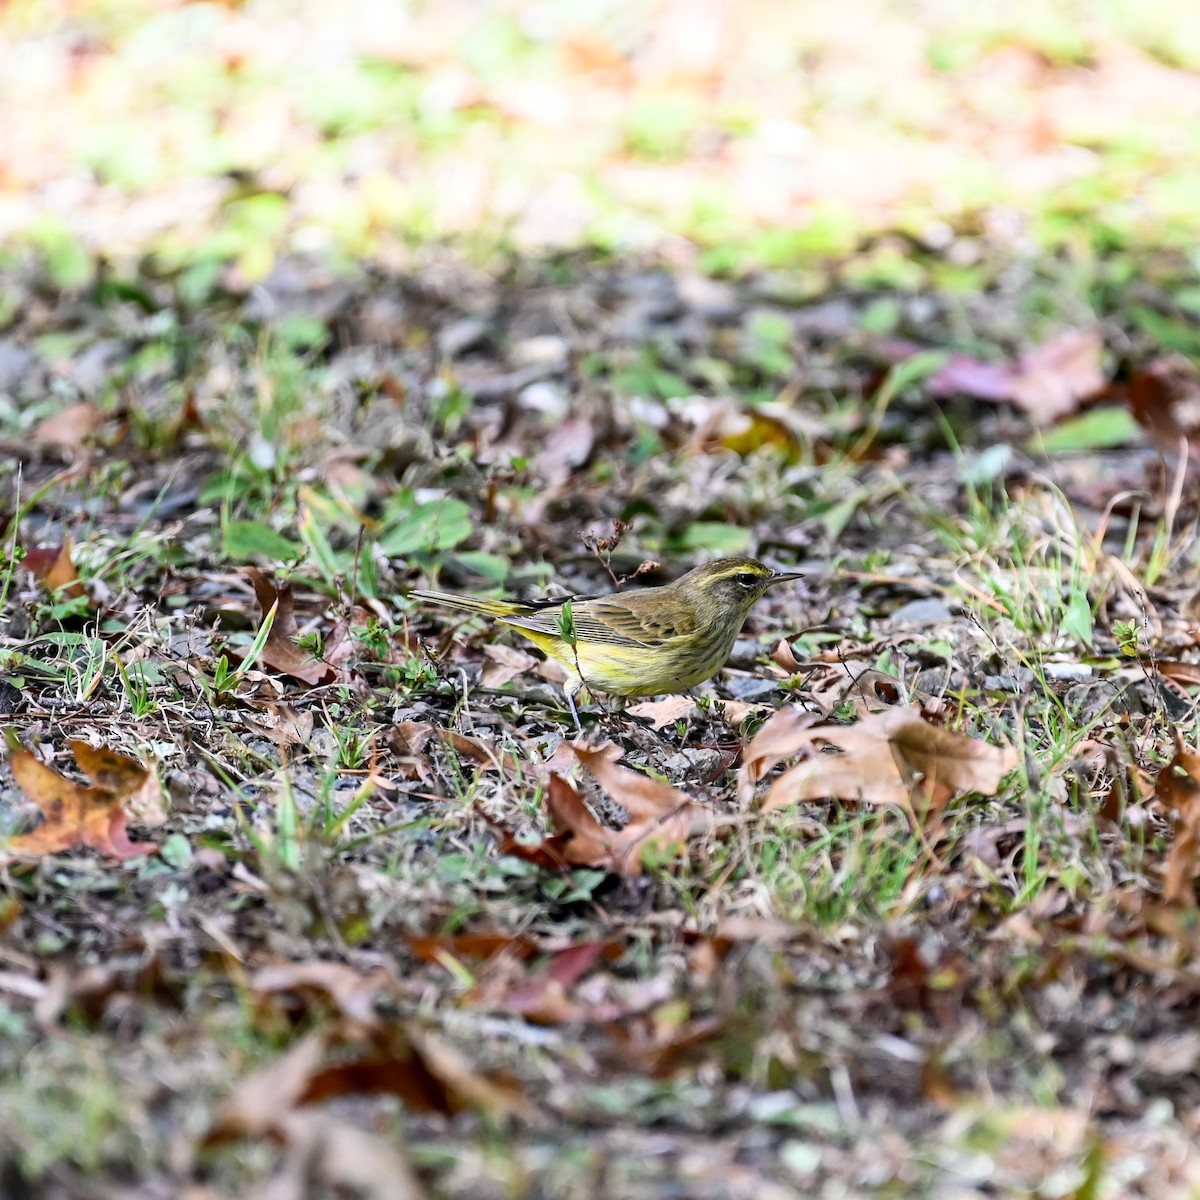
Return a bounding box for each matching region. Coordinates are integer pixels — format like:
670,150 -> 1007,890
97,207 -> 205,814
626,695 -> 697,729
389,721 -> 522,775
480,643 -> 541,687
486,818 -> 576,871
1125,355 -> 1200,451
21,540 -> 86,599
405,1026 -> 537,1124
31,401 -> 102,456
740,707 -> 821,788
3,735 -> 158,861
1158,661 -> 1200,688
245,704 -> 316,746
534,414 -> 595,485
264,1110 -> 429,1200
740,706 -> 1016,819
770,638 -> 803,672
405,931 -> 540,966
1009,330 -> 1107,421
1155,735 -> 1200,906
539,743 -> 702,875
207,1030 -> 332,1140
244,569 -> 332,686
481,942 -> 624,1024
323,604 -> 378,670
251,961 -> 398,1030
927,330 -> 1106,422
208,1022 -> 535,1148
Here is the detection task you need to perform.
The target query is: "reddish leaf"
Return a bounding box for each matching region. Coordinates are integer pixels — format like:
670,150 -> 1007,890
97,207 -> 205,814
1156,737 -> 1200,906
3,736 -> 158,861
21,540 -> 86,599
405,932 -> 540,965
926,329 -> 1106,422
1125,355 -> 1200,450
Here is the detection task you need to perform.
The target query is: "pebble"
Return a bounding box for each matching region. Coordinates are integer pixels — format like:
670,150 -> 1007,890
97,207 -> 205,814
886,597 -> 954,627
1042,662 -> 1094,682
661,749 -> 725,779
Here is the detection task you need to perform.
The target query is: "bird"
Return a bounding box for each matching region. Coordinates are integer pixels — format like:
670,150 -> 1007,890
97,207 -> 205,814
409,555 -> 802,735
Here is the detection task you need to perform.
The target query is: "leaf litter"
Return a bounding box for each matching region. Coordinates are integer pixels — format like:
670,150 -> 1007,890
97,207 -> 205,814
8,231 -> 1200,1200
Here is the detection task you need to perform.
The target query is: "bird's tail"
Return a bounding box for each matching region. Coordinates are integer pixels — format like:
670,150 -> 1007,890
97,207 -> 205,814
408,589 -> 532,619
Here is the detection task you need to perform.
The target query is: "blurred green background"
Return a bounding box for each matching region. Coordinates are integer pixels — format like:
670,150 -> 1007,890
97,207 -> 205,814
3,0 -> 1200,286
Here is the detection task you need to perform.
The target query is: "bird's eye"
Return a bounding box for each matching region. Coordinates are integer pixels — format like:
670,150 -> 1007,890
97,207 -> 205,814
735,573 -> 759,589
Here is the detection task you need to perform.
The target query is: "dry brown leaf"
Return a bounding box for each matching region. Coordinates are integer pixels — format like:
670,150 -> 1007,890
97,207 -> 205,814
740,706 -> 1016,818
209,1020 -> 535,1156
405,1026 -> 538,1124
3,736 -> 158,861
538,743 -> 700,875
770,638 -> 803,672
245,704 -> 316,746
1157,661 -> 1200,688
1155,737 -> 1200,906
485,816 -> 576,871
717,698 -> 773,726
801,662 -> 906,717
21,540 -> 86,599
244,569 -> 332,686
625,695 -> 697,729
405,931 -> 540,966
251,962 -> 398,1031
1125,355 -> 1200,451
260,1110 -> 429,1200
208,1029 -> 330,1141
390,721 -> 522,775
740,707 -> 821,788
535,415 -> 595,485
31,401 -> 102,456
480,643 -> 541,687
322,604 -> 377,670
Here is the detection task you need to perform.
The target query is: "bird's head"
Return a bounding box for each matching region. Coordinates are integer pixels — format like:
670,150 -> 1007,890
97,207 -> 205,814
674,556 -> 803,621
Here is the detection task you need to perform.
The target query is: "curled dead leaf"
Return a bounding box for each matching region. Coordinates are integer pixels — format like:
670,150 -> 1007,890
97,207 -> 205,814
243,569 -> 332,686
251,961 -> 399,1031
544,742 -> 702,876
740,706 -> 1017,819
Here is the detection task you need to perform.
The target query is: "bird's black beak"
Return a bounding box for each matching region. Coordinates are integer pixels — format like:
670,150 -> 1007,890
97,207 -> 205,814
766,570 -> 804,587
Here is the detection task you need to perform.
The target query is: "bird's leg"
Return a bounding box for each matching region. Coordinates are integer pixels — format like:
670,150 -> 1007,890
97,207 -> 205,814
564,684 -> 584,739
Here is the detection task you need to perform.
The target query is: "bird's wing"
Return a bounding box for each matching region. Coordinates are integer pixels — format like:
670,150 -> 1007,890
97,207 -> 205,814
503,595 -> 701,648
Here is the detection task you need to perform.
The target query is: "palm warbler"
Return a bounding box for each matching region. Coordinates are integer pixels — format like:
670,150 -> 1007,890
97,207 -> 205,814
410,556 -> 802,733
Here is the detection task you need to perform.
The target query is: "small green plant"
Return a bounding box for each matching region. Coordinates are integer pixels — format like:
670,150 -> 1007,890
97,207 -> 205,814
1113,618 -> 1139,656
557,600 -> 577,648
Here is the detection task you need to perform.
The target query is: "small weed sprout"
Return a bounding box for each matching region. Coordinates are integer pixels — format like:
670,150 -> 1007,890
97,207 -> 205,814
1113,618 -> 1139,657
